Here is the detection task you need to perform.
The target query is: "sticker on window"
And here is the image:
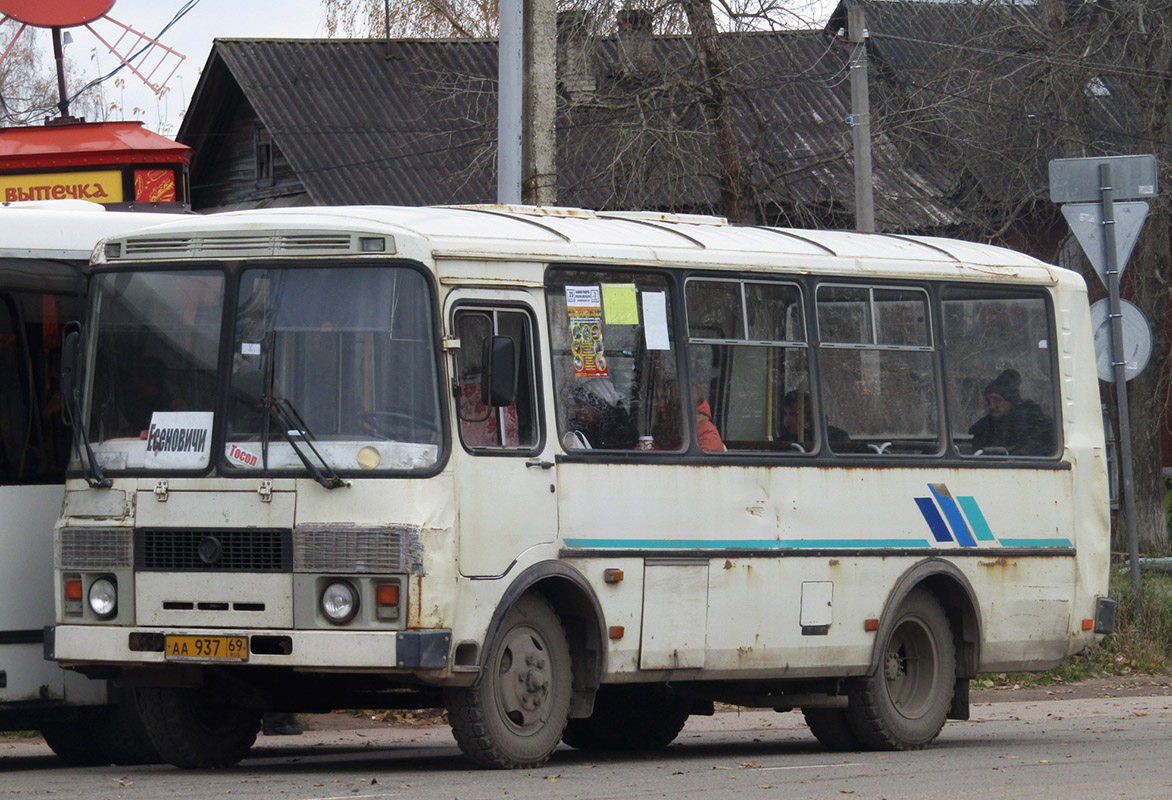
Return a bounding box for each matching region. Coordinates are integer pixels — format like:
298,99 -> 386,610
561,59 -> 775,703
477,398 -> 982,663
566,285 -> 608,377
144,411 -> 214,469
226,442 -> 261,468
641,291 -> 670,350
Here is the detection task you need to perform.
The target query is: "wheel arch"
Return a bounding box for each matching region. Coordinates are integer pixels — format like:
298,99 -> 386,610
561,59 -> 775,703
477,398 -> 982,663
869,558 -> 983,680
481,561 -> 607,718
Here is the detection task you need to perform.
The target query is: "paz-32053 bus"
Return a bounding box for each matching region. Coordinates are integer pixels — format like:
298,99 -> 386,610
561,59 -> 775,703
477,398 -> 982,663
50,205 -> 1111,769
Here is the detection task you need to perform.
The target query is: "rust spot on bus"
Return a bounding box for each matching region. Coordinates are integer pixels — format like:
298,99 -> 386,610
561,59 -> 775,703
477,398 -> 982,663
978,557 -> 1012,568
828,559 -> 840,567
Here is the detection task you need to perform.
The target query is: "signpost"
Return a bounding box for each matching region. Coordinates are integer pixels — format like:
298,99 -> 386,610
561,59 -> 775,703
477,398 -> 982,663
1049,155 -> 1158,616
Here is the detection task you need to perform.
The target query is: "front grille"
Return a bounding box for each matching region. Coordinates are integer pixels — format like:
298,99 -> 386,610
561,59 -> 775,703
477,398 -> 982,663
136,528 -> 291,571
58,528 -> 132,568
294,525 -> 422,573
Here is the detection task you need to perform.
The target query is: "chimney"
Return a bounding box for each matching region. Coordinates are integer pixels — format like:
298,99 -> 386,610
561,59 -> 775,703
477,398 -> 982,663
617,8 -> 654,75
558,10 -> 596,102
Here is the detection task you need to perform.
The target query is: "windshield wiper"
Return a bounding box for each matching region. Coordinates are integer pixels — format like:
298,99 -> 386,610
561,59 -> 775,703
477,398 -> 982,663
59,328 -> 110,489
254,327 -> 344,489
263,394 -> 347,490
63,392 -> 111,488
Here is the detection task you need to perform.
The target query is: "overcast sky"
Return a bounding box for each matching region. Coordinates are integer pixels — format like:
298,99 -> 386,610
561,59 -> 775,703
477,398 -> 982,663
67,0 -> 329,134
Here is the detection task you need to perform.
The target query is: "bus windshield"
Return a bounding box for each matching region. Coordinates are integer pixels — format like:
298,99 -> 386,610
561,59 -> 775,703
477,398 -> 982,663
86,269 -> 223,471
82,264 -> 442,474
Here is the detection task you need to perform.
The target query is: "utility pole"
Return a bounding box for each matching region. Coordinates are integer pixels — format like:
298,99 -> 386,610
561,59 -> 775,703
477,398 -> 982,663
497,0 -> 557,206
498,0 -> 523,203
524,0 -> 557,205
52,27 -> 71,120
848,6 -> 874,232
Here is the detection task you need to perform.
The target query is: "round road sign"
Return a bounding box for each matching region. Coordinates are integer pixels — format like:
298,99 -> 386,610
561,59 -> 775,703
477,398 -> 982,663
1090,298 -> 1152,382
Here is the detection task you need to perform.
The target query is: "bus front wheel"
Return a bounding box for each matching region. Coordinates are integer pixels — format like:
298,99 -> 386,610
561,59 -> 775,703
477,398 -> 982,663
135,686 -> 260,768
445,593 -> 572,769
802,707 -> 863,752
846,589 -> 955,750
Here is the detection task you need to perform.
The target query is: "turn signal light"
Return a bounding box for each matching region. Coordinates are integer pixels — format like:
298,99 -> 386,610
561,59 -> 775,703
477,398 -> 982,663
376,582 -> 401,621
1082,618 -> 1094,631
65,580 -> 83,600
864,618 -> 880,632
609,626 -> 625,639
603,569 -> 624,584
377,584 -> 400,606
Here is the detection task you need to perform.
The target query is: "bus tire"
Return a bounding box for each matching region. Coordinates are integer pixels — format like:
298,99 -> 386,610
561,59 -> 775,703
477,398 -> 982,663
846,589 -> 956,750
445,593 -> 572,769
135,686 -> 260,769
562,684 -> 688,751
802,708 -> 862,752
41,715 -> 109,766
99,693 -> 164,765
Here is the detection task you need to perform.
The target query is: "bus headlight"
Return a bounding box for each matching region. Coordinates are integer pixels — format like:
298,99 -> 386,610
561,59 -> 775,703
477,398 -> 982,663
88,577 -> 117,619
321,581 -> 358,624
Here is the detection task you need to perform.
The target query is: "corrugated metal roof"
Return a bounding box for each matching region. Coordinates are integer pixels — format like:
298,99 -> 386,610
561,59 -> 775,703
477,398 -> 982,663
180,31 -> 960,229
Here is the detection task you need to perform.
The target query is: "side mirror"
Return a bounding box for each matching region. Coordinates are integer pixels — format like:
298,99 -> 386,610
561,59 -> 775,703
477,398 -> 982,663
61,325 -> 81,404
481,335 -> 516,407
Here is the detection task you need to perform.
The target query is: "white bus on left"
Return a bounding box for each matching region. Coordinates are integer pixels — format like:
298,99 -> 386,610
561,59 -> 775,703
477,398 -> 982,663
0,201 -> 174,764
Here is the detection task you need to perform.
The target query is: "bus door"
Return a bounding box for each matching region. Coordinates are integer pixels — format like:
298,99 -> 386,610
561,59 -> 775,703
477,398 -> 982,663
447,296 -> 555,578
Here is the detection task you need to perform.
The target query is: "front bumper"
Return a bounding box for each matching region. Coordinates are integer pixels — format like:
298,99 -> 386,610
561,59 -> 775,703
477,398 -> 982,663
48,625 -> 452,671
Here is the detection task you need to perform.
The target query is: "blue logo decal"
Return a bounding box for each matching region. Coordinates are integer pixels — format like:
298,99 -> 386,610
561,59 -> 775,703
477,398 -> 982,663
914,484 -> 996,547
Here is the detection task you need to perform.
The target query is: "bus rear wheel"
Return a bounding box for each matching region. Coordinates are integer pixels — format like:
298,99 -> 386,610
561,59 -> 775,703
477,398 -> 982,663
562,684 -> 689,751
445,593 -> 572,769
846,589 -> 955,750
135,686 -> 260,768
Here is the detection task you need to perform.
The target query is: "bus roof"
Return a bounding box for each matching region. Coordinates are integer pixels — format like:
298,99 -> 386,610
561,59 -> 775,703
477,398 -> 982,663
0,201 -> 181,261
96,204 -> 1070,285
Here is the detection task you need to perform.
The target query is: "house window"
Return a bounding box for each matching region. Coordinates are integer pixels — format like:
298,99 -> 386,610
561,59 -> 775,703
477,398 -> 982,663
255,127 -> 275,185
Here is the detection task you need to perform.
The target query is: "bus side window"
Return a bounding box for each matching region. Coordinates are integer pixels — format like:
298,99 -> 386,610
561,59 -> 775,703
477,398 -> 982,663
0,291 -> 80,482
452,308 -> 539,450
685,278 -> 810,453
545,271 -> 683,452
817,285 -> 940,456
942,288 -> 1059,457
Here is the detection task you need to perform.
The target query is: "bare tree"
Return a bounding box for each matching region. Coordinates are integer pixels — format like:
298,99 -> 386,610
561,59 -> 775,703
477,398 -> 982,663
324,0 -> 501,37
1,23 -> 109,125
856,0 -> 1170,550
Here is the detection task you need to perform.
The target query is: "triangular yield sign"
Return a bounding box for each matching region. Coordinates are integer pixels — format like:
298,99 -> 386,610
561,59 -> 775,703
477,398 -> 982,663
1061,201 -> 1148,289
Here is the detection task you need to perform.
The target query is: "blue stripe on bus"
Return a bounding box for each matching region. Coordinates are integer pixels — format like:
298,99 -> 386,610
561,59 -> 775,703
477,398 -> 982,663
957,496 -> 996,541
914,496 -> 954,543
561,538 -> 932,550
997,538 -> 1074,549
928,484 -> 977,548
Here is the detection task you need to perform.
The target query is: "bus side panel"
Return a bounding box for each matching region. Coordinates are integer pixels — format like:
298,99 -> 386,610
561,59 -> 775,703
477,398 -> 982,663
1,484 -> 105,706
558,462 -> 1093,679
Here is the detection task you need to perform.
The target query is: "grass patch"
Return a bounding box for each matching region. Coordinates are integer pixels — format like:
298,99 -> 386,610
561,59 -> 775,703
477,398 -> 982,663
976,564 -> 1172,688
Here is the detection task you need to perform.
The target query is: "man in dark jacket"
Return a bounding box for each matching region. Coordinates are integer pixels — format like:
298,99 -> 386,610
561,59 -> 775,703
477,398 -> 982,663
968,369 -> 1056,456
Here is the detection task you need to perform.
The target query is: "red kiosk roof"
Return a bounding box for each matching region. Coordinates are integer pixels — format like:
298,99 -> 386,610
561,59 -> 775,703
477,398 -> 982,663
0,121 -> 190,170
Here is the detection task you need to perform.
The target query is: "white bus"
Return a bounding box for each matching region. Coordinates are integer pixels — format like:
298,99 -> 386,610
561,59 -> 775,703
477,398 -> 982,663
0,202 -> 177,763
50,205 -> 1112,769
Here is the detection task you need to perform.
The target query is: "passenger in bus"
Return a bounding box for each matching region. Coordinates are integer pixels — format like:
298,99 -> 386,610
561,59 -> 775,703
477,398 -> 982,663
968,368 -> 1055,456
564,377 -> 639,449
693,385 -> 725,452
648,384 -> 725,452
780,390 -> 849,452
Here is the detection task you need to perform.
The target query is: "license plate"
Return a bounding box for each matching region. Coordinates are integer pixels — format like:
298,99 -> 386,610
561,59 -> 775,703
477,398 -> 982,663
164,635 -> 249,662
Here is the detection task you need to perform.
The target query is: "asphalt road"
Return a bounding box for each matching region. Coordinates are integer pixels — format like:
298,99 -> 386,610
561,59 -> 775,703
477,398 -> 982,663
2,678 -> 1171,800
